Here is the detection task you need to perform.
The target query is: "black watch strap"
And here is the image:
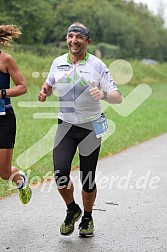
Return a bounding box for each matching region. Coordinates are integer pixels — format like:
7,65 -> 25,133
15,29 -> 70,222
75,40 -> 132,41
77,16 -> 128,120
101,91 -> 108,100
1,89 -> 7,99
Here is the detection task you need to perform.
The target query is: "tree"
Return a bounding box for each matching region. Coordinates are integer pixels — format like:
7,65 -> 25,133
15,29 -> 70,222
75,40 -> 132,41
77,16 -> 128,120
0,0 -> 53,44
1,0 -> 167,61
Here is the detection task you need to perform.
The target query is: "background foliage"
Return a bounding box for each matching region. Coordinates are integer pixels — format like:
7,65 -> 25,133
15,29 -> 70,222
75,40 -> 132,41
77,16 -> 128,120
1,0 -> 167,61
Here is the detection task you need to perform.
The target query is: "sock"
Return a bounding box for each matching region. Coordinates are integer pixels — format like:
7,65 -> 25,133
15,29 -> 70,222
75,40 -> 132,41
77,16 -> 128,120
83,210 -> 92,219
17,174 -> 26,190
67,200 -> 79,213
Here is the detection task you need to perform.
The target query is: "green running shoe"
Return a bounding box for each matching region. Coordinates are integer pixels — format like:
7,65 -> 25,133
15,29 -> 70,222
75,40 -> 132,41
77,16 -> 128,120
79,217 -> 94,237
60,206 -> 82,235
19,184 -> 32,204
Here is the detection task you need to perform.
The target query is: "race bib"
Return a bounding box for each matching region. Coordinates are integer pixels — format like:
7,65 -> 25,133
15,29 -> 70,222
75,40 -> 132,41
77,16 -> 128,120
0,99 -> 6,115
92,113 -> 108,138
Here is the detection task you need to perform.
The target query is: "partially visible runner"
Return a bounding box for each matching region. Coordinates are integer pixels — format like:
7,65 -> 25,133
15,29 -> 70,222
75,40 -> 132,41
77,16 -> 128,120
0,25 -> 32,204
38,22 -> 122,237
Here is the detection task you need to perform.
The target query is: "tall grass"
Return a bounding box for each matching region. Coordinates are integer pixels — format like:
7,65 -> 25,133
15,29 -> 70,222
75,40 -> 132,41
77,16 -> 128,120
0,50 -> 167,197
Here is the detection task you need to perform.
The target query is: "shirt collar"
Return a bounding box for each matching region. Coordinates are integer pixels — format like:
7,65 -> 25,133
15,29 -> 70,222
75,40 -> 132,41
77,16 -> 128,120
67,52 -> 89,64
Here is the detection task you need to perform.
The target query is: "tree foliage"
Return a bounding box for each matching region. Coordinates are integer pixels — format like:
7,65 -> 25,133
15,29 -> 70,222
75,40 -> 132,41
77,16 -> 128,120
1,0 -> 167,61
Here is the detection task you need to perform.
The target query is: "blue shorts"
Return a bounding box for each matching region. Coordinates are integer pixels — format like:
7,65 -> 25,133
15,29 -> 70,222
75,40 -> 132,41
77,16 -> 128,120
0,107 -> 16,149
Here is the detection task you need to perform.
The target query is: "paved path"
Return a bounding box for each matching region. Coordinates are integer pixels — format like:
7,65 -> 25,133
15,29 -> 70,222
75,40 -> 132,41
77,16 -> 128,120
0,133 -> 167,252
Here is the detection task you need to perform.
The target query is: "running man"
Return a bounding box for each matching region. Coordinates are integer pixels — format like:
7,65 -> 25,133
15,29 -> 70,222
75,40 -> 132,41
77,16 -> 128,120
38,22 -> 122,237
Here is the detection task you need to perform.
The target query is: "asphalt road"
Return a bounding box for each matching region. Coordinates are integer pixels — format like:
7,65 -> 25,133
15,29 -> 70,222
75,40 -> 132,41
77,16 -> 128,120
0,133 -> 167,252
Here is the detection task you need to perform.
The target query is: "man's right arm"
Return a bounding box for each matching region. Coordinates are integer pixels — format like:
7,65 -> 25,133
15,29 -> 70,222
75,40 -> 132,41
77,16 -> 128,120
38,82 -> 52,102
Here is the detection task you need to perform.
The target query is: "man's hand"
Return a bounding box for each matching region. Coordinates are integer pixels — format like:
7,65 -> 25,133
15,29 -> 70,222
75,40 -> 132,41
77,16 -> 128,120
38,87 -> 48,102
90,82 -> 104,100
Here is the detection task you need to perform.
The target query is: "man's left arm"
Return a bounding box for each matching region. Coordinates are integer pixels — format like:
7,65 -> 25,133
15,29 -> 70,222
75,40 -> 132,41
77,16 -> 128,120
90,84 -> 122,104
101,90 -> 122,104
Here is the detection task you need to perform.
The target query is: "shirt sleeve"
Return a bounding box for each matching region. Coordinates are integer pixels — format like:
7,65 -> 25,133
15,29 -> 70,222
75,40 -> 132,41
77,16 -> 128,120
45,60 -> 56,87
99,63 -> 118,92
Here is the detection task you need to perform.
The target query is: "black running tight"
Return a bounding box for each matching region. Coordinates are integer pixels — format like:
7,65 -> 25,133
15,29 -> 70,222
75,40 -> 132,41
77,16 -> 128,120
53,119 -> 101,193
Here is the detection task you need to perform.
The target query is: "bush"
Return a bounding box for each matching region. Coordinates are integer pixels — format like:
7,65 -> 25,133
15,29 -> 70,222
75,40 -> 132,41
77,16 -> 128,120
12,43 -> 67,57
96,42 -> 120,59
11,42 -> 120,59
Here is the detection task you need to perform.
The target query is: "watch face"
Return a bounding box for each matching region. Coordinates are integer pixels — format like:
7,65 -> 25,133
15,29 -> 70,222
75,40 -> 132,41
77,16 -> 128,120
103,91 -> 107,100
1,89 -> 6,99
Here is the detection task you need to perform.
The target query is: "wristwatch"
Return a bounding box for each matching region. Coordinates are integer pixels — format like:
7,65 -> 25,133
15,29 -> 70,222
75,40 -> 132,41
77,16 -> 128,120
101,91 -> 108,100
1,89 -> 7,99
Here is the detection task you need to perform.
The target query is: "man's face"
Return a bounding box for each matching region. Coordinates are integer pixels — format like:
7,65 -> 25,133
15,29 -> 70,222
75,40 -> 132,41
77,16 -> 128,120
66,32 -> 90,57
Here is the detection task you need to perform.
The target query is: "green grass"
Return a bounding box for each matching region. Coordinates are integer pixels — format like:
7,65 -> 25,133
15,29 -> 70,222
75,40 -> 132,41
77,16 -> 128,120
100,83 -> 167,155
0,50 -> 167,197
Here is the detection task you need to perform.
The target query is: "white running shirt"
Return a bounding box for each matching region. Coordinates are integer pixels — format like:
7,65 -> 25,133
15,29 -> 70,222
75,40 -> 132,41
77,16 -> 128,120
46,52 -> 118,124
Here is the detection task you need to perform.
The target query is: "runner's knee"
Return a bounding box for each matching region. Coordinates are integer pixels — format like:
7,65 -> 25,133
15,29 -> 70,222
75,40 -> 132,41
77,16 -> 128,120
82,182 -> 96,193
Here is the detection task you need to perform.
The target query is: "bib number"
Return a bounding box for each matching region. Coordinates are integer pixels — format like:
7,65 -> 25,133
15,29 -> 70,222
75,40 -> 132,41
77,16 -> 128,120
0,99 -> 6,115
92,113 -> 108,138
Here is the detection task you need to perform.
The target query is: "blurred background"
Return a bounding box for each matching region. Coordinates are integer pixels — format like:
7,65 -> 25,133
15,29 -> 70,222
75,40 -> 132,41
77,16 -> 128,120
0,0 -> 167,197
